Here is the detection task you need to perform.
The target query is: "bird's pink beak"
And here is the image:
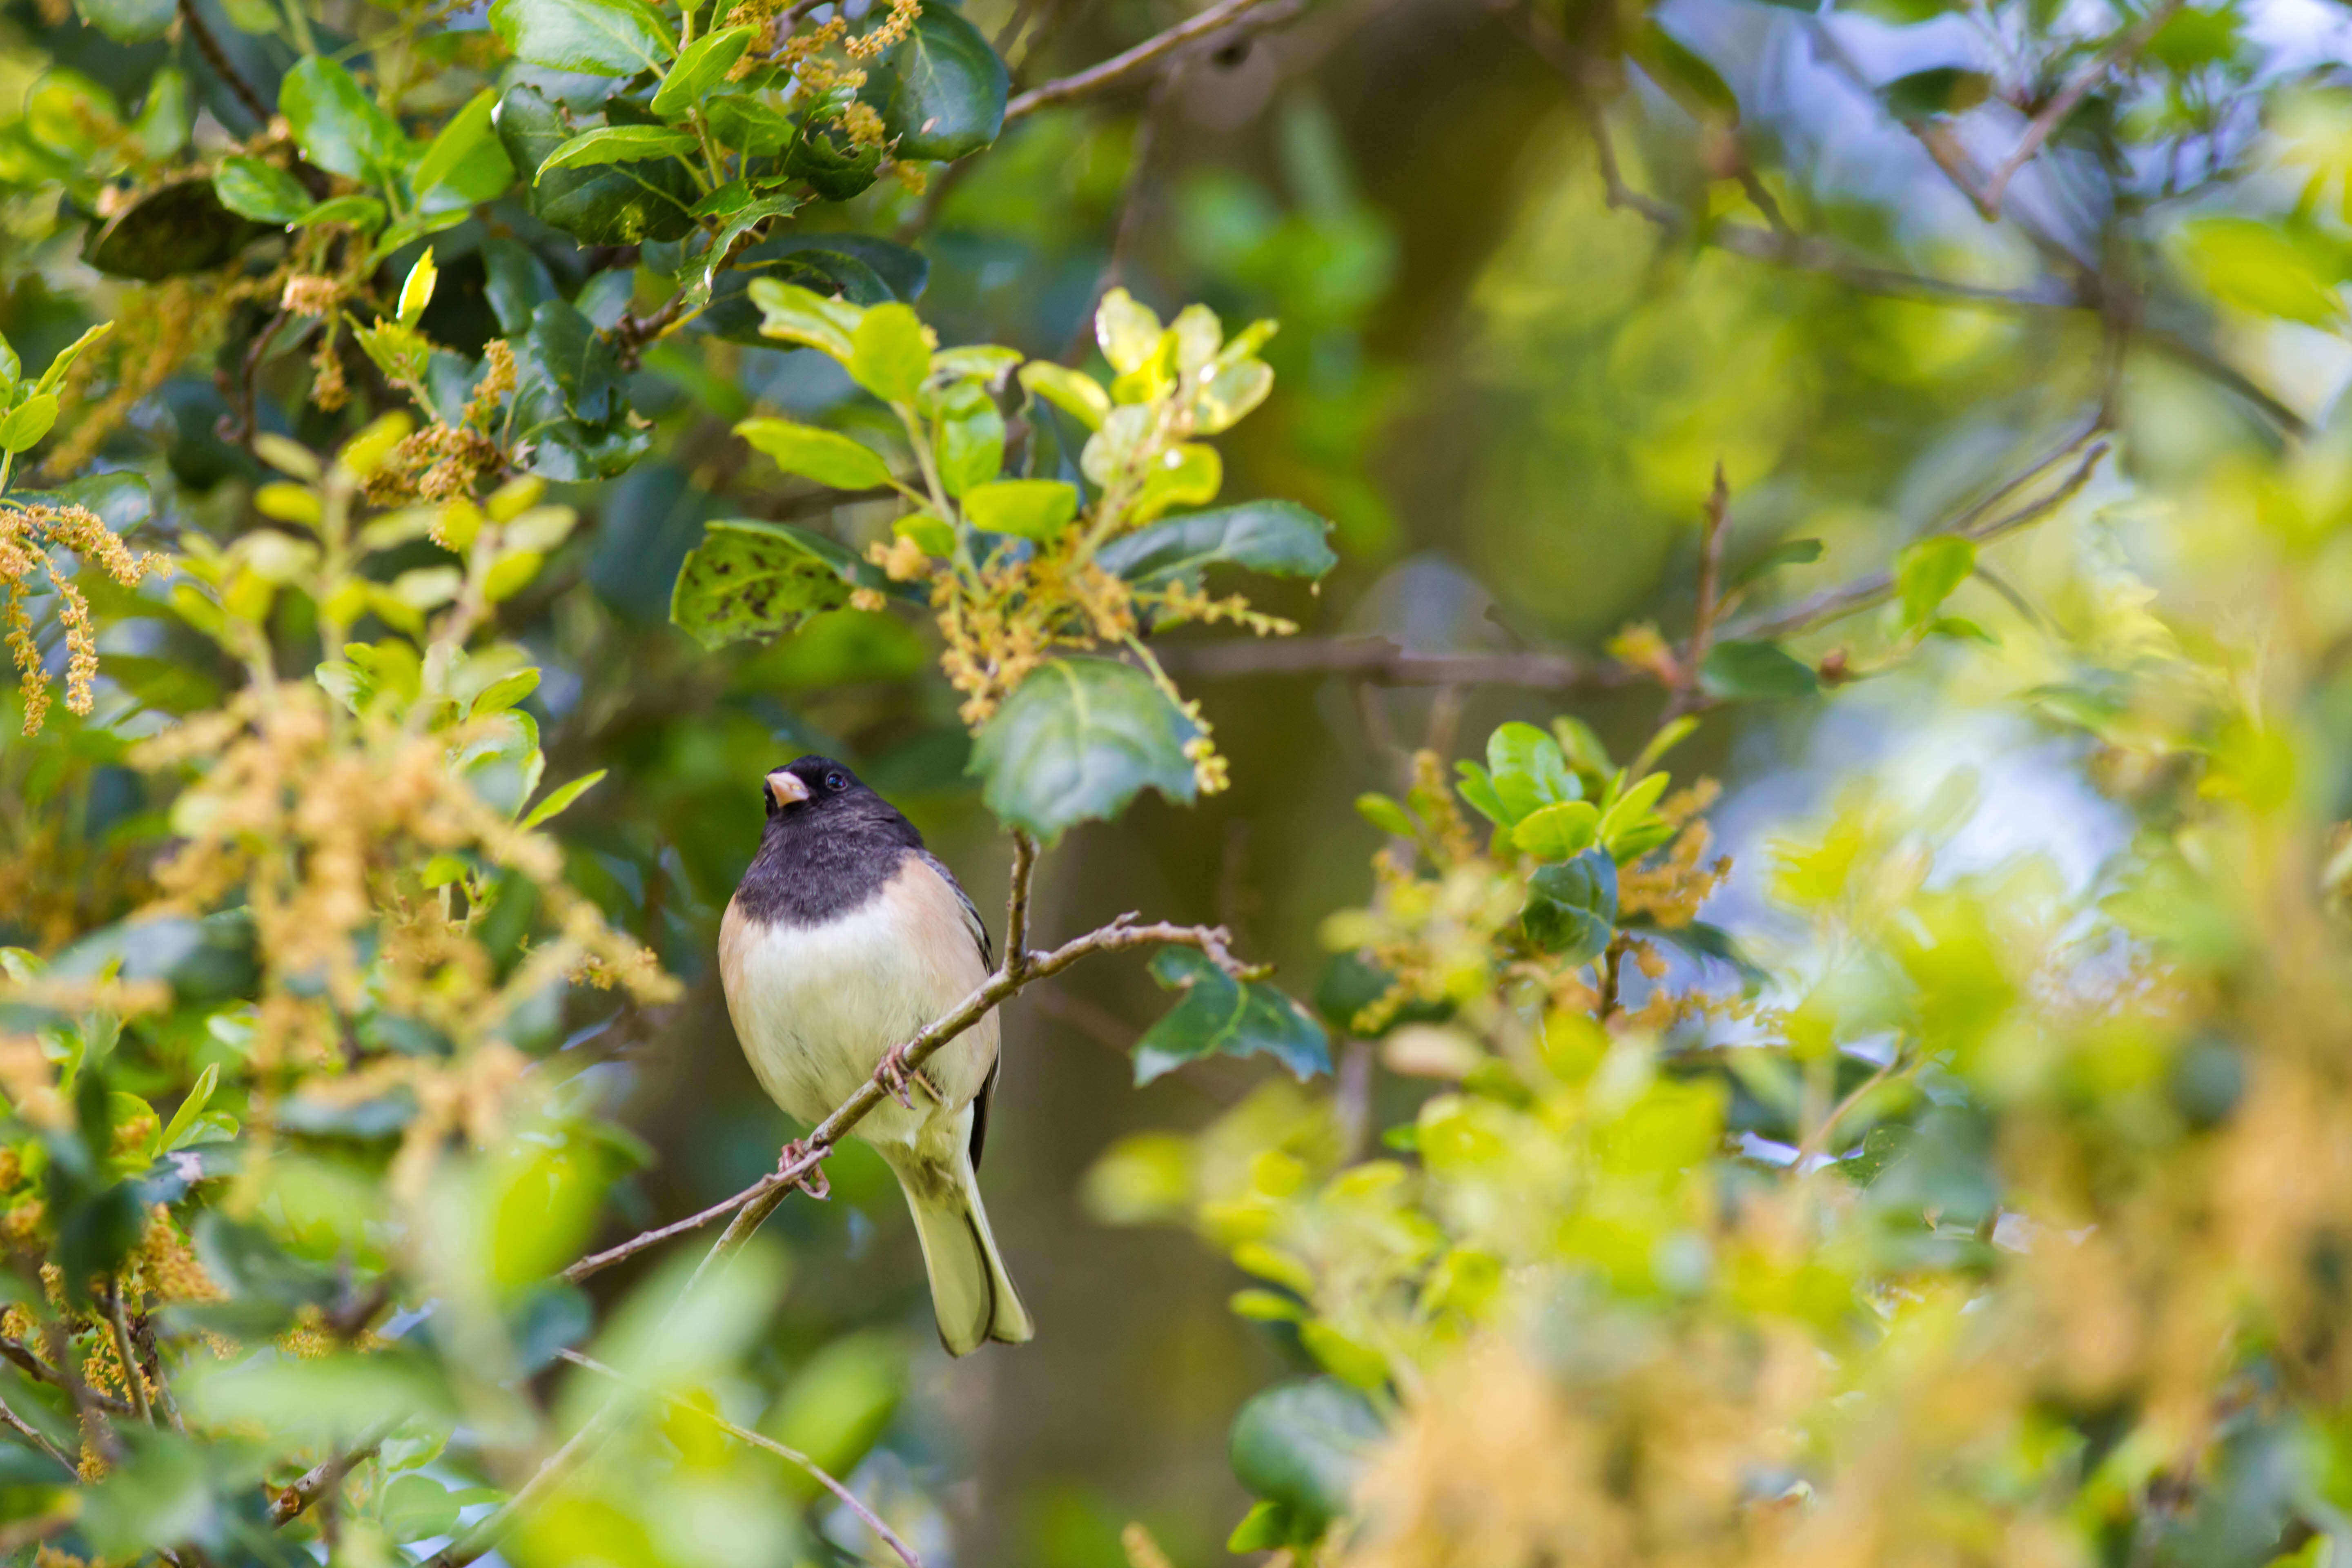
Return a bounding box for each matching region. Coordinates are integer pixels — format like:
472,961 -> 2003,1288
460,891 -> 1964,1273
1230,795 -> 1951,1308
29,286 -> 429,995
768,771 -> 810,809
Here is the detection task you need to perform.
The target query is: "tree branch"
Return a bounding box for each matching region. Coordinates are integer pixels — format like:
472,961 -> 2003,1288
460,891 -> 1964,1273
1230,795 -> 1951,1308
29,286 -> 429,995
177,0 -> 272,130
1722,436 -> 2109,644
1150,636 -> 1616,690
1005,0 -> 1300,120
0,1337 -> 134,1418
557,1350 -> 926,1568
269,1437 -> 382,1527
1979,0 -> 2187,216
0,1391 -> 78,1478
564,914 -> 1258,1285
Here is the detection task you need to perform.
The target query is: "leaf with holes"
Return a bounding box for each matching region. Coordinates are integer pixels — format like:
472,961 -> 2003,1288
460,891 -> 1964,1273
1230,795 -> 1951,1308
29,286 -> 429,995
668,519 -> 896,650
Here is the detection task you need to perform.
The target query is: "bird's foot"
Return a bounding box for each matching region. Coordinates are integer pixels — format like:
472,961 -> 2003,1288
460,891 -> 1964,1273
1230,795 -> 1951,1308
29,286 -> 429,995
777,1140 -> 830,1200
877,1043 -> 918,1109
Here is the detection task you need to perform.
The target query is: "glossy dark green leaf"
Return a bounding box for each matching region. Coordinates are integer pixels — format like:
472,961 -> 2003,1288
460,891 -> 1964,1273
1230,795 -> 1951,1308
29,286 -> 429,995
482,237 -> 558,334
489,0 -> 675,76
698,234 -> 927,343
494,83 -> 698,245
880,0 -> 1008,161
786,121 -> 882,200
1521,848 -> 1618,964
651,24 -> 755,117
1229,1380 -> 1384,1525
535,123 -> 698,182
1134,947 -> 1330,1084
75,0 -> 174,45
213,155 -> 312,223
527,298 -> 621,423
1699,639 -> 1819,699
281,56 -> 403,182
1096,499 -> 1338,589
668,518 -> 888,649
968,657 -> 1199,842
81,179 -> 262,280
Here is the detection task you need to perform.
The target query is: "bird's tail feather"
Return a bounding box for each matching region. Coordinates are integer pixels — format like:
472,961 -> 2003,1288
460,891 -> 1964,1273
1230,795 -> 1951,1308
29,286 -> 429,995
883,1147 -> 1032,1356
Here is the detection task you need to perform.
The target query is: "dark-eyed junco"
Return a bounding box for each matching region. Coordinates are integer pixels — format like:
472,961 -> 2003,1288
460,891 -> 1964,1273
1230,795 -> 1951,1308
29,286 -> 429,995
719,755 -> 1033,1355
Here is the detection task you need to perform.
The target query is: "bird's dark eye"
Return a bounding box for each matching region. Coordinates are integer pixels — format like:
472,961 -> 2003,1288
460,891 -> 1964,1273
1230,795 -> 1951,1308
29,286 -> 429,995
825,771 -> 847,792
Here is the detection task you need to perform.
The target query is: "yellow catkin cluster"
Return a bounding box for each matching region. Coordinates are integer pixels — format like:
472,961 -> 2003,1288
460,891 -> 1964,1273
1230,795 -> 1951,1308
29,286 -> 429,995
280,273 -> 341,317
839,100 -> 886,148
365,422 -> 503,504
310,330 -> 349,412
841,0 -> 919,57
0,501 -> 170,735
131,686 -> 676,1083
1618,781 -> 1728,928
466,338 -> 519,428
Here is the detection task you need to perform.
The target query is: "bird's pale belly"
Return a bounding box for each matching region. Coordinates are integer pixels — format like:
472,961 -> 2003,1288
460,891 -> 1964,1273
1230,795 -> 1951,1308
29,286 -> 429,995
719,880 -> 997,1145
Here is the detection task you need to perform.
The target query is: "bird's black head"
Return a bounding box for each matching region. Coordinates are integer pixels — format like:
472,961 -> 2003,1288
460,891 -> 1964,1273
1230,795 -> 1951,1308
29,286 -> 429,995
764,755 -> 869,819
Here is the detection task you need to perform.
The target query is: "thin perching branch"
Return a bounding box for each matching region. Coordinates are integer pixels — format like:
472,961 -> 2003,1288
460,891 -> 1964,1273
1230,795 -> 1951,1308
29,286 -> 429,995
1006,0 -> 1299,120
557,1351 -> 927,1568
0,1392 -> 78,1479
270,1436 -> 383,1527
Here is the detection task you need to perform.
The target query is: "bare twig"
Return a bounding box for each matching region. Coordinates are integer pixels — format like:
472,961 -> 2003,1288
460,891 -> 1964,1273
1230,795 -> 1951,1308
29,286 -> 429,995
1980,0 -> 2187,215
1152,636 -> 1615,690
103,1290 -> 152,1427
0,1337 -> 134,1418
1006,0 -> 1297,119
178,0 -> 272,129
1722,438 -> 2110,644
270,1436 -> 383,1527
1005,830 -> 1038,979
0,1392 -> 78,1478
1060,61 -> 1188,364
1662,463 -> 1731,720
557,1350 -> 926,1568
1796,1049 -> 1915,1169
422,1409 -> 614,1568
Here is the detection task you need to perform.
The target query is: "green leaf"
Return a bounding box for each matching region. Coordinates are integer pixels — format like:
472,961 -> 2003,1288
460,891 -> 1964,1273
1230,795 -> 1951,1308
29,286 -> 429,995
157,1062 -> 220,1153
1229,1379 -> 1384,1526
1226,1501 -> 1304,1554
1521,849 -> 1618,964
1485,721 -> 1576,822
1879,66 -> 1992,121
880,0 -> 1009,161
1510,799 -> 1599,861
281,57 -> 403,183
969,657 -> 1200,842
1700,639 -> 1818,699
962,479 -> 1076,541
653,25 -> 755,118
933,380 -> 1004,497
301,194 -> 388,232
490,0 -> 675,75
1355,793 -> 1416,836
414,88 -> 500,194
1729,536 -> 1822,588
494,84 -> 699,246
1017,362 -> 1109,430
528,298 -> 622,423
849,302 -> 930,403
0,394 -> 58,454
31,324 -> 111,399
1896,535 -> 1976,627
520,769 -> 607,829
2175,217 -> 2351,323
736,416 -> 894,490
695,195 -> 801,299
1454,761 -> 1509,825
1133,947 -> 1330,1084
213,155 -> 312,223
81,178 -> 260,281
668,518 -> 884,650
1094,500 -> 1337,589
75,0 -> 173,39
748,277 -> 862,361
535,124 -> 698,183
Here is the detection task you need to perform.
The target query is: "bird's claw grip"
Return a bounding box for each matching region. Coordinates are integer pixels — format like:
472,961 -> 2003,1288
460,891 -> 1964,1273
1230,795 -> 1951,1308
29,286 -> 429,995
778,1140 -> 830,1200
877,1044 -> 918,1109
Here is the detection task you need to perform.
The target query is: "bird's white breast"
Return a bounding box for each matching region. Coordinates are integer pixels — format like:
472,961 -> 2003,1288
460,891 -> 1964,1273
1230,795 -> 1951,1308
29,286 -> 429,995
719,858 -> 997,1147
